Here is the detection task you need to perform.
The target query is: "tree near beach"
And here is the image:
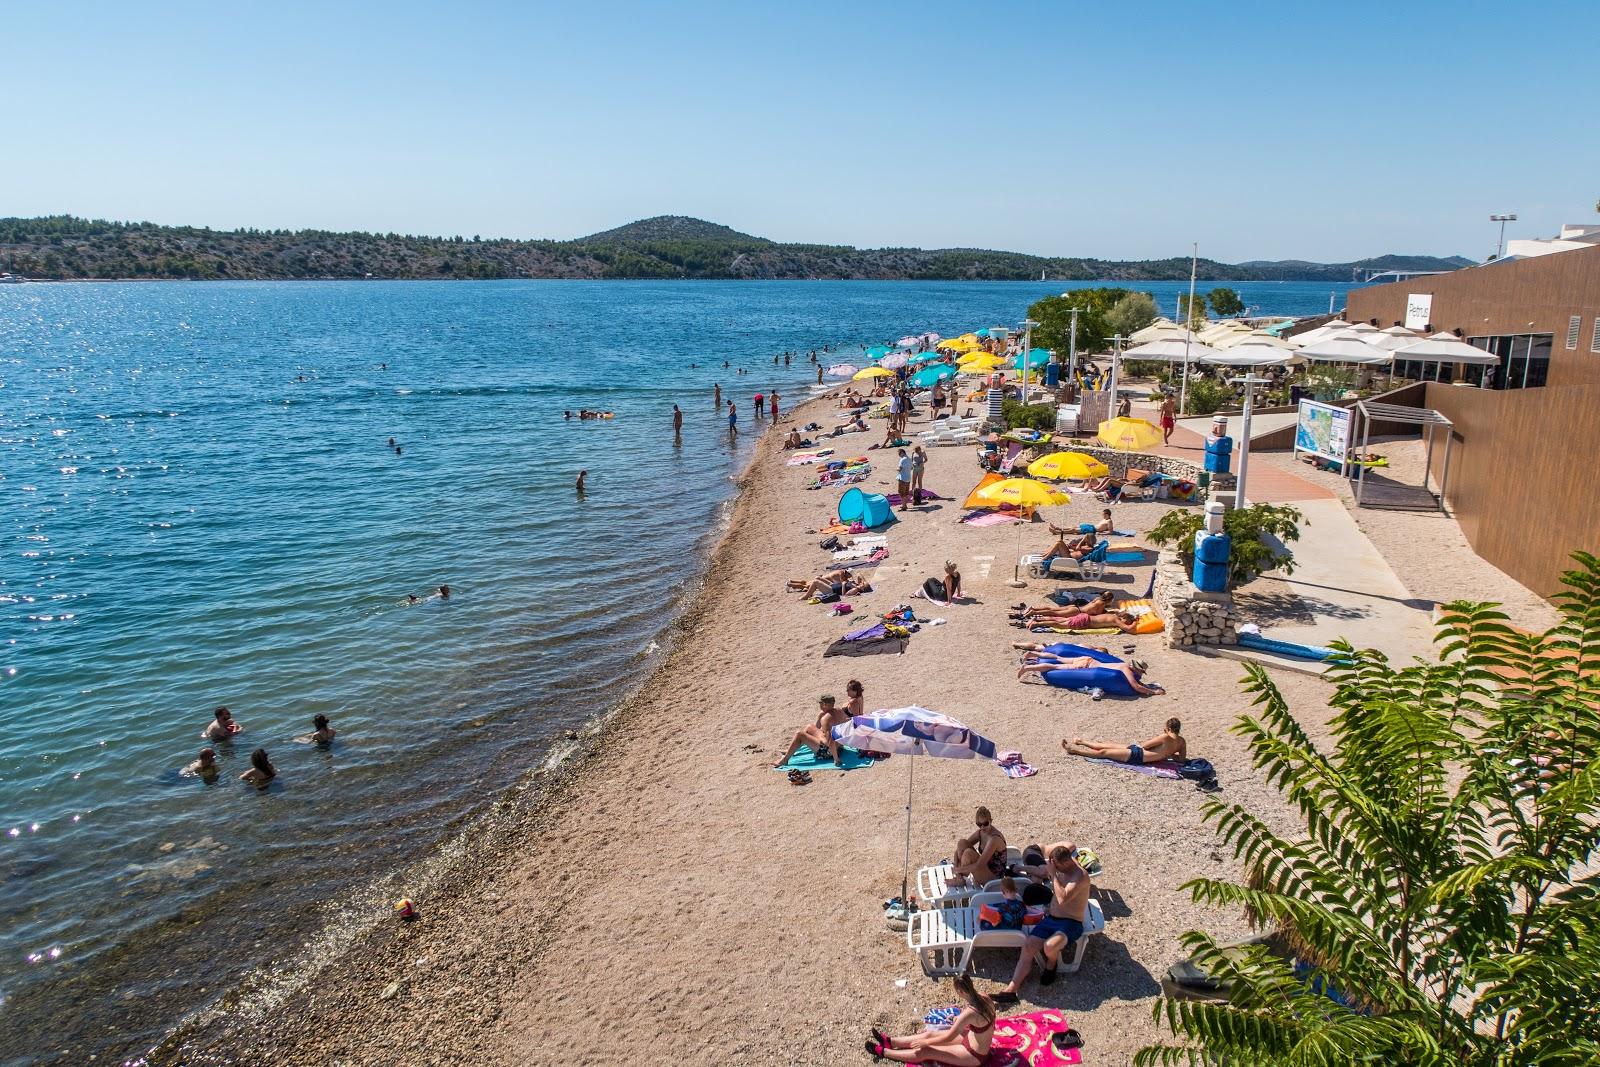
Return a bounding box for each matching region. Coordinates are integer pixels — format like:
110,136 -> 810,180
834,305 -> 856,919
1206,287 -> 1245,317
1028,287 -> 1145,357
1138,552 -> 1600,1067
1106,291 -> 1160,338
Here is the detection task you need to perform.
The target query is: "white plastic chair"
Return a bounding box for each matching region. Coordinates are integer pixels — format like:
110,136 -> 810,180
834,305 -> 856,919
908,893 -> 1106,977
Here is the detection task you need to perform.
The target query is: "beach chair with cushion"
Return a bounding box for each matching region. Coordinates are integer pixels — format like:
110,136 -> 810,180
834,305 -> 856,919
915,848 -> 1025,906
908,893 -> 1106,978
1020,541 -> 1109,581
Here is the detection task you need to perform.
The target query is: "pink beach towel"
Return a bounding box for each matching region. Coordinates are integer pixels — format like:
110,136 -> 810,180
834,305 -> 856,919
913,1009 -> 1082,1066
1082,756 -> 1183,780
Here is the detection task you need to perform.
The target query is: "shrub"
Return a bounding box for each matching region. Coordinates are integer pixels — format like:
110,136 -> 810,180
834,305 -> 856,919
1139,552 -> 1600,1067
1001,399 -> 1056,431
1184,375 -> 1235,416
1123,359 -> 1170,380
1148,502 -> 1302,587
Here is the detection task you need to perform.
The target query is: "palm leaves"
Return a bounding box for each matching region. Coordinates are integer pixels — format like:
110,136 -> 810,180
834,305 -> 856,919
1139,553 -> 1600,1067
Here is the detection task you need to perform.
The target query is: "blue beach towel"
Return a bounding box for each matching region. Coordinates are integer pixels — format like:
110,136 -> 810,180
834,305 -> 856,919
775,747 -> 877,773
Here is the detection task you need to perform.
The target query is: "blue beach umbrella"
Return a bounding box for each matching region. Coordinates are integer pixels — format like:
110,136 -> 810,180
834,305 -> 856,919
1013,347 -> 1052,369
907,350 -> 944,365
866,345 -> 892,360
832,706 -> 1001,909
910,364 -> 957,388
975,328 -> 991,338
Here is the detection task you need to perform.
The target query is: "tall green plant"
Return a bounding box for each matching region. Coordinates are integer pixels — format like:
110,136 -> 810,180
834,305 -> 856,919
1138,552 -> 1600,1067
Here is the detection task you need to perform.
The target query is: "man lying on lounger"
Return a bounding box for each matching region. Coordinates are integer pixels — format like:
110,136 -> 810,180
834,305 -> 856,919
1018,654 -> 1163,694
773,695 -> 851,767
1063,718 -> 1186,764
992,843 -> 1092,1003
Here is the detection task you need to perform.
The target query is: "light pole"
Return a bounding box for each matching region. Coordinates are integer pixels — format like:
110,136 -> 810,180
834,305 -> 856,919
1489,213 -> 1517,260
1019,318 -> 1039,406
1180,242 -> 1198,414
1228,372 -> 1270,508
1067,308 -> 1080,380
1107,334 -> 1124,424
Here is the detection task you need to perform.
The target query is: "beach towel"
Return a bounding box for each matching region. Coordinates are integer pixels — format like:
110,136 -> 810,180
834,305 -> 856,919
1029,624 -> 1120,634
961,510 -> 1025,527
823,634 -> 909,657
1078,523 -> 1135,537
1001,760 -> 1039,778
1081,756 -> 1184,780
1105,550 -> 1147,564
910,1010 -> 1083,1066
786,449 -> 834,466
774,747 -> 877,773
885,489 -> 945,506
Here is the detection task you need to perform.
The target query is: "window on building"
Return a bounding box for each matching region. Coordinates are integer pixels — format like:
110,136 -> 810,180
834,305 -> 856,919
1470,334 -> 1553,390
1592,318 -> 1600,353
1569,315 -> 1583,349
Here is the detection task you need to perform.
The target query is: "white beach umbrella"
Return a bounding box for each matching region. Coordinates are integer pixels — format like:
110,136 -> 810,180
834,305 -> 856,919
1297,335 -> 1393,365
1122,337 -> 1227,362
1287,321 -> 1349,349
1344,322 -> 1380,334
1201,342 -> 1303,368
1363,325 -> 1422,352
1215,329 -> 1293,351
1392,332 -> 1500,366
1129,318 -> 1179,344
879,352 -> 910,370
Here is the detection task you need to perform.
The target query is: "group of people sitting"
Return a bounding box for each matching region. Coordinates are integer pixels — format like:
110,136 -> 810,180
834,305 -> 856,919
772,680 -> 866,769
788,568 -> 873,602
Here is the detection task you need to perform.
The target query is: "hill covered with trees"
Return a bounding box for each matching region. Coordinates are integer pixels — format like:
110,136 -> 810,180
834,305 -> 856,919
0,215 -> 1473,283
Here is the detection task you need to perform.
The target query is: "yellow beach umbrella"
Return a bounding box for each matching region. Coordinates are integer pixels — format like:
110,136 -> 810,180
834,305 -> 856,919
1097,416 -> 1163,451
958,364 -> 997,376
957,333 -> 980,344
939,338 -> 979,353
1028,452 -> 1110,481
958,353 -> 1004,369
973,477 -> 1072,509
853,366 -> 895,380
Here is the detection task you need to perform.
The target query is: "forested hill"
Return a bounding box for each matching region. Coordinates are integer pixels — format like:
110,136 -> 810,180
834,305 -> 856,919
0,215 -> 1473,283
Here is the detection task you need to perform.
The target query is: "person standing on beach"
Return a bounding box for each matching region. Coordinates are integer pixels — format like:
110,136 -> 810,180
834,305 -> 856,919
672,403 -> 683,437
769,389 -> 781,420
576,469 -> 587,494
887,390 -> 903,436
911,445 -> 926,505
727,402 -> 738,440
896,449 -> 913,512
1160,393 -> 1177,444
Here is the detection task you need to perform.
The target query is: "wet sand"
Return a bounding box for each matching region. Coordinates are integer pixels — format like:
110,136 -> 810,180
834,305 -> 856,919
167,394 -> 1545,1066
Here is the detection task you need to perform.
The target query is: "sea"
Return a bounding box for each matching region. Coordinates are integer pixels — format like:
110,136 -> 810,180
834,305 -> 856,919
0,278 -> 1353,1062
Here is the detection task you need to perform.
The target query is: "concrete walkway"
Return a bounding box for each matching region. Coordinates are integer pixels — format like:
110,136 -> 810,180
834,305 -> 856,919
1128,400 -> 1437,664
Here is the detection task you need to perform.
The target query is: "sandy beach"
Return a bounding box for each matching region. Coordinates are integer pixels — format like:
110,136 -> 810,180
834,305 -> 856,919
169,390 -> 1547,1067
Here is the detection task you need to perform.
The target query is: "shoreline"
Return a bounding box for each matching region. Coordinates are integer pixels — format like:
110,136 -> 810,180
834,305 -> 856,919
151,407 -> 792,1065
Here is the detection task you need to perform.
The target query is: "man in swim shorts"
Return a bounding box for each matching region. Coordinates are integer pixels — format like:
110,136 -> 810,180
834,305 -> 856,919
1064,717 -> 1186,764
773,695 -> 851,768
993,843 -> 1091,1002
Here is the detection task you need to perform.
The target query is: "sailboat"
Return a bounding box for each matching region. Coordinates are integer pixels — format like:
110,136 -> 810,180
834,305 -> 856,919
1039,269 -> 1046,281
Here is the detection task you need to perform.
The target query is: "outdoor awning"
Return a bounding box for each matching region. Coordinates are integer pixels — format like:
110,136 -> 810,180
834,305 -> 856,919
1122,337 -> 1226,362
1391,332 -> 1501,365
1297,334 -> 1393,365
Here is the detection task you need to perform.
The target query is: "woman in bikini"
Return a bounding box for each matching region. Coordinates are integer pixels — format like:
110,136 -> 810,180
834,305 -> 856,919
866,974 -> 995,1064
950,806 -> 1008,888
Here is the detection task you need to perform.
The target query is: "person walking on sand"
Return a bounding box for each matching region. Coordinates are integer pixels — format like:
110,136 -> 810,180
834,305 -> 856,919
727,402 -> 738,440
896,448 -> 913,512
575,469 -> 587,494
1160,393 -> 1177,444
672,403 -> 683,437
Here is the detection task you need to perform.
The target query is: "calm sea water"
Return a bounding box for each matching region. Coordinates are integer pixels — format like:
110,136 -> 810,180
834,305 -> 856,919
0,278 -> 1351,1060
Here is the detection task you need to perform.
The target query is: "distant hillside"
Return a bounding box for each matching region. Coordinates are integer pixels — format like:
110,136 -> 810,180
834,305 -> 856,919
0,215 -> 1473,283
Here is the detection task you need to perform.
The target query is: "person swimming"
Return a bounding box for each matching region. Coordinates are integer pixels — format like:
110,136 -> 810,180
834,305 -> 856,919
203,706 -> 242,742
436,584 -> 450,600
298,714 -> 336,745
241,747 -> 276,788
184,747 -> 219,780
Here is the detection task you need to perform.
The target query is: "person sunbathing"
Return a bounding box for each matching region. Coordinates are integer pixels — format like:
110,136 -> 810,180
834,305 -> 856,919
950,805 -> 1008,887
1064,718 -> 1186,764
1010,592 -> 1113,622
1019,653 -> 1161,693
829,415 -> 868,436
1040,530 -> 1098,566
773,695 -> 851,767
787,569 -> 871,600
866,974 -> 996,1065
1015,610 -> 1140,635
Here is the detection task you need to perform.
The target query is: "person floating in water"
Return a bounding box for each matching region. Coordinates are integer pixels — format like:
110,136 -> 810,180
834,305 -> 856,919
722,360 -> 730,368
298,714 -> 336,745
241,748 -> 276,788
576,469 -> 588,494
185,747 -> 219,780
203,706 -> 242,742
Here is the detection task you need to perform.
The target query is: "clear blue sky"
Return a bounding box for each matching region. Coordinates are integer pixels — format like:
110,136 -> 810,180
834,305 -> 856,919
6,1 -> 1596,262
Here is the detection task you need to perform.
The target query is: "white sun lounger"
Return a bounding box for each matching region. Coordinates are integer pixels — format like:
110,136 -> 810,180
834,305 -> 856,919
908,893 -> 1106,978
915,848 -> 1025,904
1020,553 -> 1108,581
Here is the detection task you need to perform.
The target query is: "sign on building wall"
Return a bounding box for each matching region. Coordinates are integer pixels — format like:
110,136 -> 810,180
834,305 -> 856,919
1404,293 -> 1434,331
1293,399 -> 1351,465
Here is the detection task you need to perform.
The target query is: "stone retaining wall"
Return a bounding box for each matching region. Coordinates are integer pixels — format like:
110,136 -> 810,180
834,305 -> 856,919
1152,548 -> 1238,648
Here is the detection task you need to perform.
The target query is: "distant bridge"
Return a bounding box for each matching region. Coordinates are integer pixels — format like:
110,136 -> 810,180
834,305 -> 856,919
1352,267 -> 1455,285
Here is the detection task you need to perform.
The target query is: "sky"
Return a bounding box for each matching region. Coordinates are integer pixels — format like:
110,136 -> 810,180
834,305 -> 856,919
5,1 -> 1597,262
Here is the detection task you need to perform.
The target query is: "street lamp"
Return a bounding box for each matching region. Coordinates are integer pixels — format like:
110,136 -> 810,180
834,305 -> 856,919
1489,213 -> 1517,260
1019,318 -> 1039,406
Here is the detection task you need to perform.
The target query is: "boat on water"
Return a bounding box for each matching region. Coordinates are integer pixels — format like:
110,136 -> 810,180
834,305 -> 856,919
0,272 -> 28,283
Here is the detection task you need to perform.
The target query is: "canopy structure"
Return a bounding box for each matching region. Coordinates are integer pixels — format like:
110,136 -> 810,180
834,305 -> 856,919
1215,329 -> 1294,351
1297,334 -> 1393,365
1129,318 -> 1180,344
1364,325 -> 1423,352
879,352 -> 909,370
1350,401 -> 1454,513
1287,320 -> 1353,348
1393,332 -> 1500,366
1122,337 -> 1226,363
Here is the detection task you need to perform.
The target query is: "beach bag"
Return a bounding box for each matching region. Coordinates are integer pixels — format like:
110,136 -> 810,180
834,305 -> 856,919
1179,758 -> 1215,781
819,535 -> 841,551
1020,881 -> 1052,907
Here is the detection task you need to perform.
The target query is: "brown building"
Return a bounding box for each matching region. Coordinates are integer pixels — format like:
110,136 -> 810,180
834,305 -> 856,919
1344,246 -> 1600,597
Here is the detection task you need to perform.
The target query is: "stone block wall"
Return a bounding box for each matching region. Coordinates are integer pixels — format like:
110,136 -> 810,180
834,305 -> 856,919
1152,549 -> 1238,648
